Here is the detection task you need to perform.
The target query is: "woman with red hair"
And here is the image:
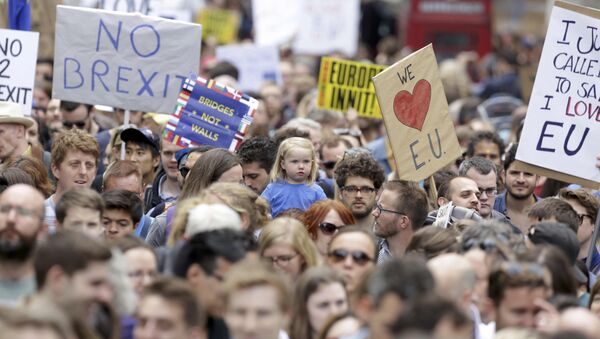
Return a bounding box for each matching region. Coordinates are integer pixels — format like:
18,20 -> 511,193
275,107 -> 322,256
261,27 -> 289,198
303,199 -> 356,256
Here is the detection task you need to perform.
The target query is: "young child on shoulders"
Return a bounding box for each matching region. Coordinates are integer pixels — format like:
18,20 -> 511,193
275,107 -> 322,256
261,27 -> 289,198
261,137 -> 326,217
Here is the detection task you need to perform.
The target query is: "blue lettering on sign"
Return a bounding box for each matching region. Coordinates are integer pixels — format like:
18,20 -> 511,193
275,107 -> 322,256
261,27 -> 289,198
117,66 -> 132,94
536,120 -> 590,156
92,59 -> 110,92
137,69 -> 158,96
130,24 -> 161,58
96,19 -> 122,52
64,57 -> 84,89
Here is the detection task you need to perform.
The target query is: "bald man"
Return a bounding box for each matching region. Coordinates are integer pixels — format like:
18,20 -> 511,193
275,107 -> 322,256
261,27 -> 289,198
427,253 -> 477,313
0,184 -> 46,306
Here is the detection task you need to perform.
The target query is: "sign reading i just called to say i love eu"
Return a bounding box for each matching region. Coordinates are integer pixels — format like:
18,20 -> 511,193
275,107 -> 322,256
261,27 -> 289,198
373,44 -> 462,182
0,29 -> 38,116
516,1 -> 600,188
317,57 -> 385,119
164,76 -> 258,152
53,6 -> 202,114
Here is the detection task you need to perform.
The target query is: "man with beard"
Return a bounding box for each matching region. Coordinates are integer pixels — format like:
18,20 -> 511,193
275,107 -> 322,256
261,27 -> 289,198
372,181 -> 428,263
334,152 -> 385,231
0,184 -> 45,306
494,144 -> 540,233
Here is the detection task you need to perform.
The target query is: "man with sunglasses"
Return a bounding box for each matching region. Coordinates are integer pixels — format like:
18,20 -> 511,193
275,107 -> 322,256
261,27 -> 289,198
372,181 -> 428,263
326,226 -> 377,293
319,136 -> 350,179
559,188 -> 600,268
59,101 -> 102,135
334,151 -> 385,231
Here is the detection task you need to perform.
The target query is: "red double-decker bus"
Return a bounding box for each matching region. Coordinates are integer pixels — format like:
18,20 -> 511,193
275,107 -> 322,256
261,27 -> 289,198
403,0 -> 492,59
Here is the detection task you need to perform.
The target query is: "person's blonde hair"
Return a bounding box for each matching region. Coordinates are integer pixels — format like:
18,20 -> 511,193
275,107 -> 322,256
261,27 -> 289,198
270,137 -> 318,185
201,182 -> 271,233
258,217 -> 321,271
168,197 -> 210,245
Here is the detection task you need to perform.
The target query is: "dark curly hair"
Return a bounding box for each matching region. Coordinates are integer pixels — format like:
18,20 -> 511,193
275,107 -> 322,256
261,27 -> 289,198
466,131 -> 505,159
334,152 -> 385,190
237,136 -> 277,172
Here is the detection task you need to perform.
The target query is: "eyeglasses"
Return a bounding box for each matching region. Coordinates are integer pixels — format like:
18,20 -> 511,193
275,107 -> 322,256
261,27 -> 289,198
328,249 -> 373,266
322,160 -> 337,170
578,213 -> 592,225
63,118 -> 88,129
341,186 -> 377,195
478,187 -> 498,197
0,204 -> 38,218
374,203 -> 405,216
319,222 -> 345,235
263,253 -> 299,266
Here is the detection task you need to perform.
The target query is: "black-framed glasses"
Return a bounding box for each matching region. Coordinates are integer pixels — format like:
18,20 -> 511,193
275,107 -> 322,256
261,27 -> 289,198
478,187 -> 498,197
263,253 -> 299,266
341,186 -> 377,195
578,213 -> 592,225
322,160 -> 337,170
374,203 -> 405,216
319,222 -> 345,235
328,248 -> 373,266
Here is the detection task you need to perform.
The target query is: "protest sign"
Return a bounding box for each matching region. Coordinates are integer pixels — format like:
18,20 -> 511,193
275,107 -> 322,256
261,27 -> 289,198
317,57 -> 385,119
372,44 -> 462,182
216,44 -> 282,92
0,29 -> 39,116
164,76 -> 258,151
197,8 -> 239,45
515,1 -> 600,188
252,0 -> 300,47
53,6 -> 201,114
103,0 -> 193,22
292,0 -> 360,57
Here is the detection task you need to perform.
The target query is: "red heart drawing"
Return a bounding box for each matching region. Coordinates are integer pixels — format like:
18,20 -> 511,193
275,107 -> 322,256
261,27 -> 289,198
393,79 -> 431,131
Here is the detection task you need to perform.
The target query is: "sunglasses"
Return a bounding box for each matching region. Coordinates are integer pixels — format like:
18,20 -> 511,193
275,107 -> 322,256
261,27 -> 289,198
328,248 -> 373,266
319,222 -> 345,235
63,119 -> 87,129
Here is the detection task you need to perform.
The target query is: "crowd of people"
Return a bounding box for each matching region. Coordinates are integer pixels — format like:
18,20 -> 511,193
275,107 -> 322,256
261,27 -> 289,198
1,1 -> 600,339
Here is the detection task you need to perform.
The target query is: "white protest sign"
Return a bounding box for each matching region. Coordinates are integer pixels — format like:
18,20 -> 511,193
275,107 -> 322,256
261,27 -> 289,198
292,0 -> 360,57
516,1 -> 600,187
252,0 -> 301,47
53,6 -> 201,113
216,44 -> 282,92
103,0 -> 193,22
0,29 -> 39,116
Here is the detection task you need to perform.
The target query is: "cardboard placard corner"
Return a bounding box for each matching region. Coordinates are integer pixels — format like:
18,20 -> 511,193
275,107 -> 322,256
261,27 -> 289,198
372,43 -> 461,182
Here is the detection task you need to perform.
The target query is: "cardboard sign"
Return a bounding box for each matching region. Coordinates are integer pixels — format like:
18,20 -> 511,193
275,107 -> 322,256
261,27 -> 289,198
164,76 -> 257,151
197,8 -> 239,45
0,29 -> 39,116
317,57 -> 385,119
372,44 -> 462,182
53,6 -> 201,114
252,0 -> 301,47
292,0 -> 360,57
215,44 -> 282,92
515,1 -> 600,188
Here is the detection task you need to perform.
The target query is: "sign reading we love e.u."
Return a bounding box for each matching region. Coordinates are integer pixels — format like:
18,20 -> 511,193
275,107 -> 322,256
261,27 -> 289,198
373,44 -> 461,182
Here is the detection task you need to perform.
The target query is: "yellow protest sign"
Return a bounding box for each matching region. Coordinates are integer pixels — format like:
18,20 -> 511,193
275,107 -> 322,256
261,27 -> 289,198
372,44 -> 461,182
317,57 -> 385,119
197,8 -> 239,45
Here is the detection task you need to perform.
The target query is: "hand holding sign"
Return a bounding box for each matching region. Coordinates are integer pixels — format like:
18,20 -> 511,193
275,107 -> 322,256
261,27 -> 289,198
373,44 -> 461,182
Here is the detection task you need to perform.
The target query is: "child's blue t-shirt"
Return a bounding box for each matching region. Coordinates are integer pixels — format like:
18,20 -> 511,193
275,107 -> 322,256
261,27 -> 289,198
261,181 -> 327,217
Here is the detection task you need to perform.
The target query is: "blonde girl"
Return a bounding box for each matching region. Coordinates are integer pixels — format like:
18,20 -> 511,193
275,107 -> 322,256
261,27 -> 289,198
261,137 -> 326,217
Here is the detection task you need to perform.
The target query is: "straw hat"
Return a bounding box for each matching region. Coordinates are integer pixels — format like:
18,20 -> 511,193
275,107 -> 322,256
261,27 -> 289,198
0,102 -> 33,128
